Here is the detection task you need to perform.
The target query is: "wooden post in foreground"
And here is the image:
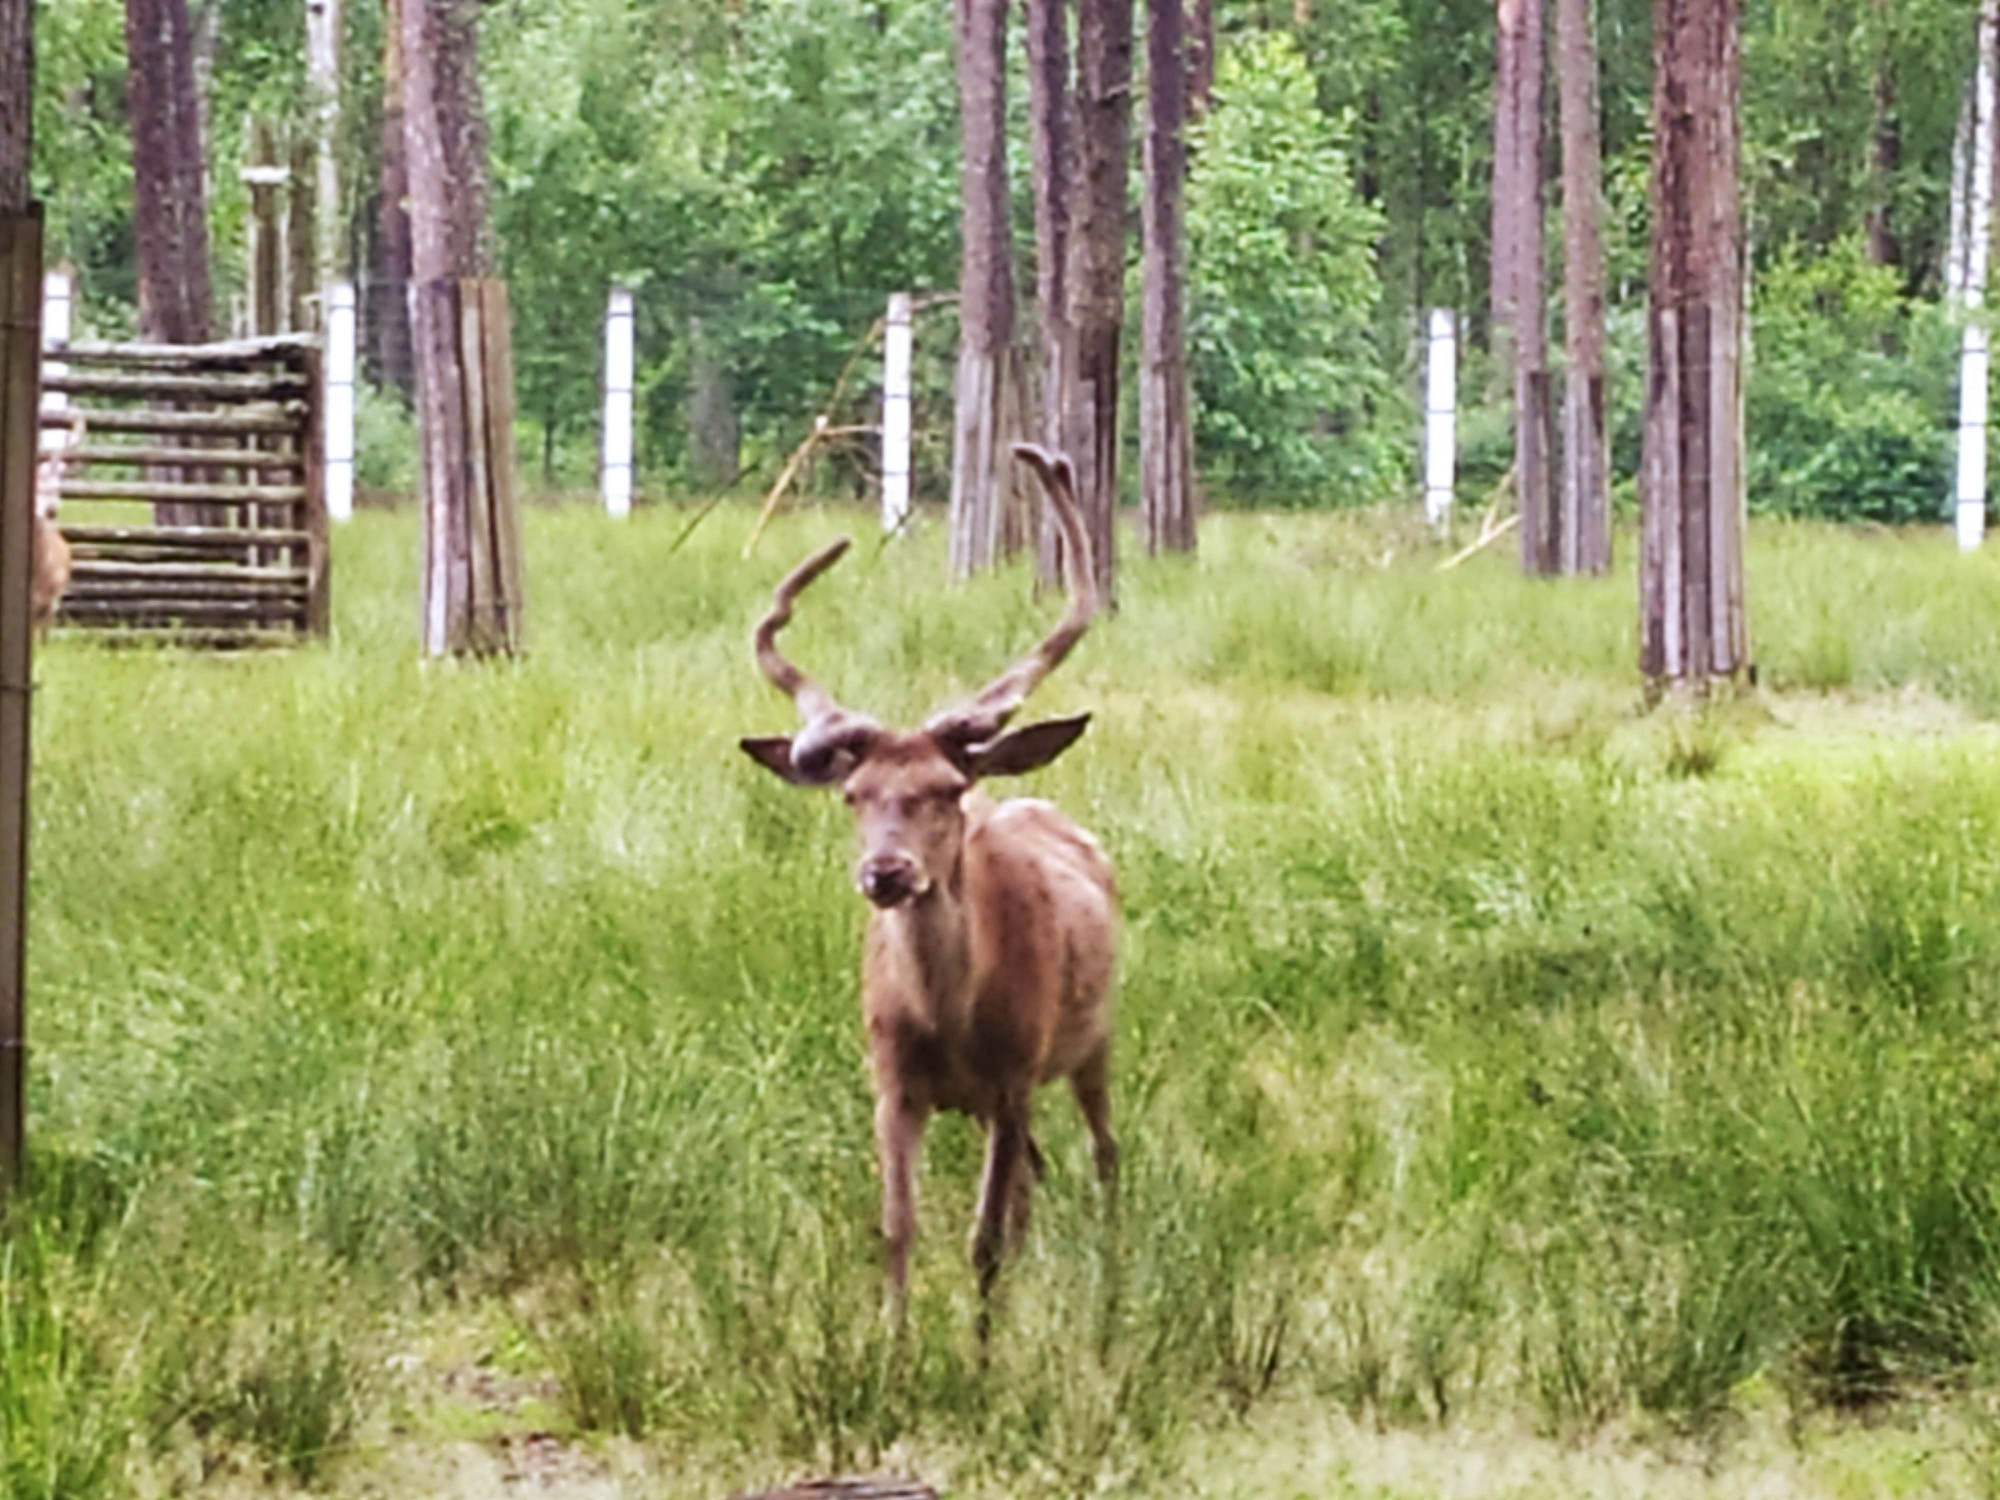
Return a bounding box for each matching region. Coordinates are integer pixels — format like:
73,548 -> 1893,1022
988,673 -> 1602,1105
1424,308 -> 1455,533
0,208 -> 42,1205
601,285 -> 633,518
326,278 -> 356,522
882,291 -> 913,532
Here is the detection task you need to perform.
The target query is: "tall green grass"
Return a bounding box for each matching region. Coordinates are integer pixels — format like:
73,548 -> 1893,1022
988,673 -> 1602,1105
10,504 -> 2000,1494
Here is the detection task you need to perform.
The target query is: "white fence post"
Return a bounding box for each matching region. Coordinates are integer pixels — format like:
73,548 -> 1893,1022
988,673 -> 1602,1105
1960,324 -> 1989,552
881,291 -> 913,532
602,286 -> 635,518
325,279 -> 356,522
40,268 -> 72,453
1424,307 -> 1456,532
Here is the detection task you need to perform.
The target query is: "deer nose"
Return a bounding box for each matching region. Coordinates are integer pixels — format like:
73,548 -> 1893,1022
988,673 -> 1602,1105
857,855 -> 924,908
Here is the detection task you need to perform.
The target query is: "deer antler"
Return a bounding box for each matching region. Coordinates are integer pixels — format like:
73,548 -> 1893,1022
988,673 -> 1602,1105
751,534 -> 881,780
926,442 -> 1097,748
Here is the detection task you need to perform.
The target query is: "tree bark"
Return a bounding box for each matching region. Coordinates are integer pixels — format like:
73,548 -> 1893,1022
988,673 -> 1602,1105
306,0 -> 342,287
1027,0 -> 1077,586
1140,0 -> 1195,554
1556,0 -> 1608,573
126,0 -> 215,347
1864,2 -> 1900,272
404,0 -> 520,657
687,315 -> 740,490
1949,77 -> 1972,302
1641,0 -> 1747,692
1061,0 -> 1133,604
374,0 -> 415,399
1188,0 -> 1214,116
948,0 -> 1024,578
1494,0 -> 1555,575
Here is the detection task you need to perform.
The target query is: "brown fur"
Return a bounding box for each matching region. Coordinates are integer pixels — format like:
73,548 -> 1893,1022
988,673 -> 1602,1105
742,443 -> 1117,1331
31,420 -> 80,638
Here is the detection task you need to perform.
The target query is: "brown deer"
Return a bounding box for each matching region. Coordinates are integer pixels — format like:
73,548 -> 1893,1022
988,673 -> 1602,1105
31,417 -> 80,638
740,442 -> 1118,1332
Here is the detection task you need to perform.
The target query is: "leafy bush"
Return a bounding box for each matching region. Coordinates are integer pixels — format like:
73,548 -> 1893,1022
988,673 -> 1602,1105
1187,34 -> 1402,504
1747,239 -> 1954,524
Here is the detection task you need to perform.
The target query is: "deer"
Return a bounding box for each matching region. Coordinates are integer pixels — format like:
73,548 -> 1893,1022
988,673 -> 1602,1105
31,416 -> 80,639
740,442 -> 1118,1335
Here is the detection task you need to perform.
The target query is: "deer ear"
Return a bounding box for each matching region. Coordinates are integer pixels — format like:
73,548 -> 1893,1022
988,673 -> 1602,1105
739,735 -> 821,787
963,713 -> 1091,779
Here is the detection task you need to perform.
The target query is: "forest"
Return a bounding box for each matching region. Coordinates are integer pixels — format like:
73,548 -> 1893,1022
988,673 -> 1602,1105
27,0 -> 1972,518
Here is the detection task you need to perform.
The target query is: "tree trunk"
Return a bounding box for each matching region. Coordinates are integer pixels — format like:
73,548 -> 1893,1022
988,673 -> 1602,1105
1062,0 -> 1133,604
126,0 -> 215,348
1494,0 -> 1555,574
373,0 -> 415,399
1949,77 -> 1972,302
1640,0 -> 1747,692
306,0 -> 342,286
1863,0 -> 1900,271
127,0 -> 216,525
1556,0 -> 1607,573
1188,0 -> 1214,116
948,0 -> 1023,579
0,0 -> 26,206
1027,0 -> 1076,586
1140,0 -> 1195,554
404,0 -> 521,657
687,315 -> 740,490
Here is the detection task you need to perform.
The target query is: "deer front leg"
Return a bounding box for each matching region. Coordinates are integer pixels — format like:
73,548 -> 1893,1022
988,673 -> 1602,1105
875,1091 -> 927,1330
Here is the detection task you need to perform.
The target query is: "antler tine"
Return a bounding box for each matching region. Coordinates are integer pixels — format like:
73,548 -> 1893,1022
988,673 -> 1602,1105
927,443 -> 1097,743
754,535 -> 855,724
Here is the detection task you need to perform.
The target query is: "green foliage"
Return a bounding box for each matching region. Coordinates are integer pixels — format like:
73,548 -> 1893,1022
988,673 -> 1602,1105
1186,34 -> 1401,503
1748,239 -> 1954,524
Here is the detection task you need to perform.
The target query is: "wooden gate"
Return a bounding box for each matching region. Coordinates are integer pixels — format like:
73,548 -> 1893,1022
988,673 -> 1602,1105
39,335 -> 329,647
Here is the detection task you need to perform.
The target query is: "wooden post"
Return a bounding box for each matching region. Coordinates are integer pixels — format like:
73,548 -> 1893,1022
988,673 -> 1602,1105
414,277 -> 523,655
325,279 -> 355,522
0,208 -> 42,1205
243,162 -> 288,338
601,285 -> 633,518
1424,307 -> 1456,533
882,291 -> 913,532
302,340 -> 331,633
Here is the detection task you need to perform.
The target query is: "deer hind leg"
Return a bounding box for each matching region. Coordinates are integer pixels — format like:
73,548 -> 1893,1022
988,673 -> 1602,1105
970,1106 -> 1031,1343
875,1092 -> 928,1330
1070,1046 -> 1119,1202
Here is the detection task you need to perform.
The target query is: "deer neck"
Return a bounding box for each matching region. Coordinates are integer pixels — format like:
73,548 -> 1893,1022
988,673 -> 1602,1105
870,854 -> 973,1030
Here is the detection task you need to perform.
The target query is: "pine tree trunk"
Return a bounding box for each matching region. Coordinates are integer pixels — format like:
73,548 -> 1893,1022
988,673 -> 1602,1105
373,0 -> 415,399
1641,0 -> 1747,692
1864,0 -> 1899,272
1556,0 -> 1607,574
306,0 -> 342,286
1063,0 -> 1133,604
1140,0 -> 1195,554
405,0 -> 521,657
126,0 -> 215,348
1494,0 -> 1555,574
1949,78 -> 1973,302
948,0 -> 1023,579
1188,0 -> 1214,116
687,315 -> 741,490
1026,0 -> 1076,586
0,0 -> 26,206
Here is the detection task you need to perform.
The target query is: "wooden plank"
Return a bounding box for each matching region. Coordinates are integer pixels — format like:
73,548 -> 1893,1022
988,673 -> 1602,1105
66,575 -> 306,596
60,523 -> 311,548
414,279 -> 467,655
59,479 -> 306,506
72,559 -> 305,582
0,209 -> 40,1205
300,341 -> 330,635
59,597 -> 307,622
44,370 -> 310,400
41,407 -> 301,437
457,280 -> 497,651
49,335 -> 315,368
54,628 -> 298,650
68,443 -> 302,471
482,278 -> 525,652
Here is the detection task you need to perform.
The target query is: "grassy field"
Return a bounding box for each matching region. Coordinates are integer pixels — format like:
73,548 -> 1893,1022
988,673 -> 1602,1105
11,501 -> 2000,1497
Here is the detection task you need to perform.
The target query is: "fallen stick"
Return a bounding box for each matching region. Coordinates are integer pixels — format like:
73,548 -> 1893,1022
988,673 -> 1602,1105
1437,510 -> 1519,571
